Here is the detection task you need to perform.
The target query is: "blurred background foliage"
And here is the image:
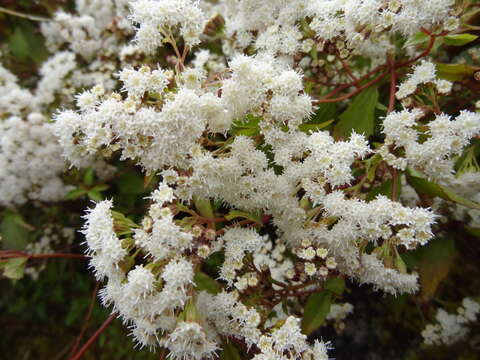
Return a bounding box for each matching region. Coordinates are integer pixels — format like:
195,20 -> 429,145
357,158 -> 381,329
0,1 -> 479,359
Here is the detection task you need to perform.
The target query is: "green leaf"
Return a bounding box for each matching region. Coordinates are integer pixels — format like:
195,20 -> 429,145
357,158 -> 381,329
193,196 -> 215,219
220,341 -> 242,360
366,172 -> 401,201
301,291 -> 332,334
65,188 -> 88,200
87,191 -> 103,202
0,212 -> 32,250
333,86 -> 378,140
324,276 -> 345,295
115,171 -> 145,194
8,27 -> 29,61
365,154 -> 382,181
436,63 -> 477,82
194,272 -> 221,294
91,184 -> 110,192
83,168 -> 95,186
406,168 -> 480,210
1,258 -> 27,280
311,103 -> 337,123
230,115 -> 261,136
444,33 -> 478,46
299,119 -> 334,133
143,173 -> 156,189
403,31 -> 430,49
8,21 -> 48,63
419,237 -> 456,302
465,226 -> 480,238
225,210 -> 262,224
299,103 -> 337,133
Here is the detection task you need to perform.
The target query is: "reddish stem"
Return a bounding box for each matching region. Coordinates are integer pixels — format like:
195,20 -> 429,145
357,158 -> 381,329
314,31 -> 440,105
70,313 -> 117,360
315,70 -> 389,103
69,283 -> 100,359
0,251 -> 87,260
387,55 -> 397,113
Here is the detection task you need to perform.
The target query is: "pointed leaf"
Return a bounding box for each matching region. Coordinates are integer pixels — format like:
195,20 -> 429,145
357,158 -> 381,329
225,210 -> 262,224
436,63 -> 477,82
194,272 -> 221,294
1,258 -> 27,280
0,212 -> 32,250
301,291 -> 332,334
444,33 -> 478,46
324,276 -> 345,295
333,86 -> 378,139
406,168 -> 480,210
193,196 -> 215,219
419,237 -> 456,302
220,341 -> 242,360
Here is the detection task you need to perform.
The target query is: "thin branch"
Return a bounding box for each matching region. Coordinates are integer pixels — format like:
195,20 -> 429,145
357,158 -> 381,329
314,70 -> 389,104
0,251 -> 88,260
69,283 -> 100,359
0,7 -> 52,22
70,313 -> 117,360
387,55 -> 397,113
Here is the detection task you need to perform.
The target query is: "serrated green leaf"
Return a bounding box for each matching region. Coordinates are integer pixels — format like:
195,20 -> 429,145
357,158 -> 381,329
194,272 -> 221,294
324,276 -> 345,295
301,291 -> 332,334
444,33 -> 478,46
406,168 -> 480,210
1,257 -> 27,280
333,86 -> 378,140
436,63 -> 477,82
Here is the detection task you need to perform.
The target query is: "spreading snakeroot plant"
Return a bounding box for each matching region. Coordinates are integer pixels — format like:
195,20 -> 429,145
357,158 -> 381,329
1,0 -> 480,359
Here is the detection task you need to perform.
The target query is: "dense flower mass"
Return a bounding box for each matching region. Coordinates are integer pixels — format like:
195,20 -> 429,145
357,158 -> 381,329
1,0 -> 480,359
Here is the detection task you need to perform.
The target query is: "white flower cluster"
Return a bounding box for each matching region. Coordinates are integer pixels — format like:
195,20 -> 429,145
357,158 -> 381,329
199,291 -> 330,359
0,113 -> 71,207
6,0 -> 475,357
82,196 -> 213,355
0,65 -> 32,116
380,109 -> 480,181
53,55 -> 312,171
422,298 -> 480,346
396,61 -> 452,99
221,0 -> 459,60
41,0 -> 133,59
130,0 -> 207,53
